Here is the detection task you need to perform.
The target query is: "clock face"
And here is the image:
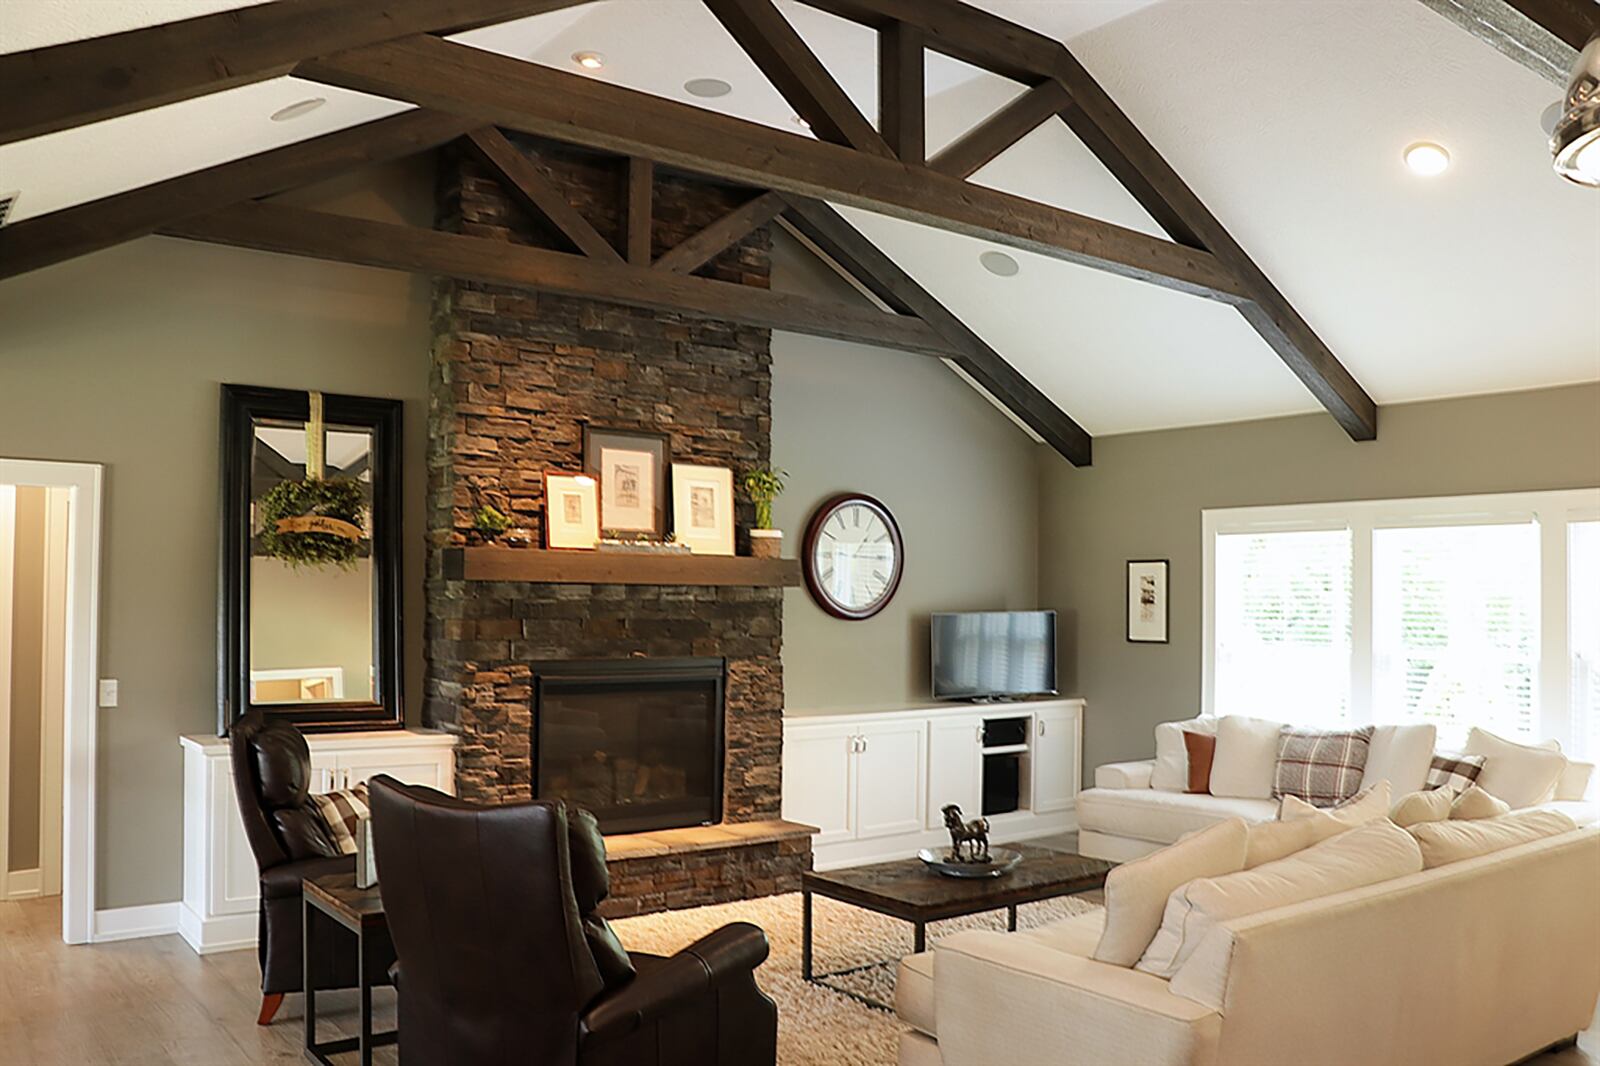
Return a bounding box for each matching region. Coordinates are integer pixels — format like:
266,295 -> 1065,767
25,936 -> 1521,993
802,494 -> 904,620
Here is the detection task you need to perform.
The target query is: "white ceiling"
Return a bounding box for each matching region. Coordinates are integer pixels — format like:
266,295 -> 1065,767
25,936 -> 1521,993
2,0 -> 1596,435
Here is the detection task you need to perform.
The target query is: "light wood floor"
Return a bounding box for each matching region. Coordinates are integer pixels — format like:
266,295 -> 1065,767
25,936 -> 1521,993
1,890 -> 1594,1065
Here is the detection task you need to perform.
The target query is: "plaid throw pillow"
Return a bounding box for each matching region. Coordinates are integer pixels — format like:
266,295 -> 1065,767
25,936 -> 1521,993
310,783 -> 370,857
1425,753 -> 1486,793
1273,727 -> 1375,808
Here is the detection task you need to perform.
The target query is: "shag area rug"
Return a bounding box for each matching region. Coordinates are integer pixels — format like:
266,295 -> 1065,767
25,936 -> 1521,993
612,891 -> 1102,1066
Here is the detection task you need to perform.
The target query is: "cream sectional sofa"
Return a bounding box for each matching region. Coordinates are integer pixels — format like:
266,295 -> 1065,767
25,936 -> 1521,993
896,824 -> 1600,1066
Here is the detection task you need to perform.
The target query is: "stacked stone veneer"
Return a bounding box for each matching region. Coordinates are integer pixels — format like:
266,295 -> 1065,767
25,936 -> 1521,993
423,135 -> 806,909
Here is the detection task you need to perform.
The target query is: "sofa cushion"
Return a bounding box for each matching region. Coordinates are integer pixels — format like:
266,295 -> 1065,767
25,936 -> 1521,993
1136,820 -> 1423,979
1182,731 -> 1216,794
1556,760 -> 1595,801
1359,723 -> 1437,794
1209,716 -> 1283,799
1151,717 -> 1218,792
1538,799 -> 1599,826
1078,787 -> 1279,845
1019,909 -> 1107,959
1279,781 -> 1391,827
1464,728 -> 1568,809
1449,784 -> 1511,821
1426,752 -> 1486,792
1091,818 -> 1249,967
1272,726 -> 1374,807
1389,787 -> 1454,828
1407,809 -> 1578,867
895,951 -> 937,1037
1243,812 -> 1352,868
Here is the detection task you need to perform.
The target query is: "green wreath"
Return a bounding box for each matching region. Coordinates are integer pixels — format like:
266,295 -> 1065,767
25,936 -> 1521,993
258,477 -> 368,569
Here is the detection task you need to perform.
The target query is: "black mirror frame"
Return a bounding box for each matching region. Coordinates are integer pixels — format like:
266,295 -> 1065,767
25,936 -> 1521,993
219,384 -> 403,734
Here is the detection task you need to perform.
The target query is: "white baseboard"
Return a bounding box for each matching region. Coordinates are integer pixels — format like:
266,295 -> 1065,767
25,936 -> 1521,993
3,867 -> 42,900
177,902 -> 257,955
93,902 -> 179,943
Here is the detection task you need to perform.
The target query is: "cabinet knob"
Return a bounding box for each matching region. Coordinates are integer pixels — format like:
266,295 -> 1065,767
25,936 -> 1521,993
1038,720 -> 1047,737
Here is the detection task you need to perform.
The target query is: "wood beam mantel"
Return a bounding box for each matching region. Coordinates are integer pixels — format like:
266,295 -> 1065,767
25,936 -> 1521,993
300,36 -> 1248,303
160,201 -> 962,359
0,0 -> 589,147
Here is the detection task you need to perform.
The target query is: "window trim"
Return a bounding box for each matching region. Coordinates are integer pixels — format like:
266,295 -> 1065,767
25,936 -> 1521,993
1202,488 -> 1600,748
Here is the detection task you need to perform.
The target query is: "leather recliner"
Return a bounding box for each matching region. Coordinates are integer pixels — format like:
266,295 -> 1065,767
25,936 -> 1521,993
229,712 -> 360,1024
367,774 -> 779,1066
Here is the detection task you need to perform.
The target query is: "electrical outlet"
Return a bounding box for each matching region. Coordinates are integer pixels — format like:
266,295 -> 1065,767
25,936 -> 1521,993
98,679 -> 119,708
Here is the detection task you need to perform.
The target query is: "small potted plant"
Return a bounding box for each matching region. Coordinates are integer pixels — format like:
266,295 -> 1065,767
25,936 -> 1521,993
471,503 -> 512,545
742,466 -> 788,559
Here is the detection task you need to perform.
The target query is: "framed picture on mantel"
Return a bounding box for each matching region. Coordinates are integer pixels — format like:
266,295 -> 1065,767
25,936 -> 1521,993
1126,559 -> 1169,643
583,426 -> 668,540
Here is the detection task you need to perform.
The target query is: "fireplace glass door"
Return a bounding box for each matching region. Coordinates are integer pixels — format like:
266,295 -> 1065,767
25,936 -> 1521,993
534,659 -> 724,835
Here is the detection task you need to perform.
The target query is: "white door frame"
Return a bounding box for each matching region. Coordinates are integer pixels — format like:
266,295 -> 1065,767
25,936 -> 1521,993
0,460 -> 103,945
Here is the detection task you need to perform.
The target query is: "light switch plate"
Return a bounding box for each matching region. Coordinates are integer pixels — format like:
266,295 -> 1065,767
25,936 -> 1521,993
98,679 -> 118,708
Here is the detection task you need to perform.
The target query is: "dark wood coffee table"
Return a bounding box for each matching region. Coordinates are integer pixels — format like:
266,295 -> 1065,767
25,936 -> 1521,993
802,844 -> 1110,1007
303,872 -> 396,1066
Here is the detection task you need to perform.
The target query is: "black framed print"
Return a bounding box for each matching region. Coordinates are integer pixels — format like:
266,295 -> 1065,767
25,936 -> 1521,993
1126,559 -> 1170,644
582,426 -> 669,540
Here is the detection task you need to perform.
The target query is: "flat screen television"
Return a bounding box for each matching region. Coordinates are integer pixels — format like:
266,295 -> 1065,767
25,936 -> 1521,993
930,610 -> 1057,701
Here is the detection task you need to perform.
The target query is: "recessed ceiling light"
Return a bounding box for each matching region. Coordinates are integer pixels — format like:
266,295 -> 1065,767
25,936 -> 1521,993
270,97 -> 326,122
685,78 -> 732,98
1403,141 -> 1451,176
572,51 -> 605,70
791,114 -> 812,130
979,250 -> 1019,277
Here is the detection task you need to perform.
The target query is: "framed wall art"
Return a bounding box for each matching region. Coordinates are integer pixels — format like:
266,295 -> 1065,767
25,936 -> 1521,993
543,472 -> 600,550
1127,559 -> 1170,643
582,426 -> 669,540
670,463 -> 734,556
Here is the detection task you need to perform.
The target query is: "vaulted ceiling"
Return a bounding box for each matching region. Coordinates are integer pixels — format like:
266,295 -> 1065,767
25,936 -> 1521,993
2,0 -> 1596,436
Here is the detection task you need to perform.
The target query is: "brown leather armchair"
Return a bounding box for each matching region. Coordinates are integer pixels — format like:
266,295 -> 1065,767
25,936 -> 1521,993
229,712 -> 360,1024
368,775 -> 778,1066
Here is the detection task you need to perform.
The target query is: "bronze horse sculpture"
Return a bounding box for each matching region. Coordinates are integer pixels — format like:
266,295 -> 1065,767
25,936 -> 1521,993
941,803 -> 991,864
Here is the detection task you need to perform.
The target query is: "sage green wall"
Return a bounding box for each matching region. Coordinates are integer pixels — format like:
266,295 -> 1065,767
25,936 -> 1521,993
0,161 -> 435,910
1038,383 -> 1600,775
770,236 -> 1041,712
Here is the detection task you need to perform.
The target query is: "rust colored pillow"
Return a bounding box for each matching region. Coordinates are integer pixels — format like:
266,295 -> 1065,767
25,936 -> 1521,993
1184,731 -> 1217,794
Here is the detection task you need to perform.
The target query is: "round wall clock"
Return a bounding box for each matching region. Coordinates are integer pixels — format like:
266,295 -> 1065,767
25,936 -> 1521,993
801,493 -> 904,620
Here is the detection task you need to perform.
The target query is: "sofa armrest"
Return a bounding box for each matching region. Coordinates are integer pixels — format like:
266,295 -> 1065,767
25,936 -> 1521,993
1095,760 -> 1155,790
929,931 -> 1219,1066
581,923 -> 768,1043
1556,760 -> 1594,801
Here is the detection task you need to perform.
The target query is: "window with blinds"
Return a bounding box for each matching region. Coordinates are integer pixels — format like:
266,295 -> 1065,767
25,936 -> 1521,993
1571,521 -> 1600,761
1213,529 -> 1351,727
1372,523 -> 1539,747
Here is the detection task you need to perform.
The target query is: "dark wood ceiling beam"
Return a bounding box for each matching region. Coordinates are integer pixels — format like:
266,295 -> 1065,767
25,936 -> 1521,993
703,0 -> 894,157
653,192 -> 786,273
299,36 -> 1248,302
0,0 -> 589,147
464,127 -> 621,261
0,108 -> 474,281
624,158 -> 654,266
1050,50 -> 1377,440
780,195 -> 1092,465
1416,0 -> 1596,85
927,80 -> 1071,179
795,0 -> 1064,83
879,22 -> 926,163
159,200 -> 961,358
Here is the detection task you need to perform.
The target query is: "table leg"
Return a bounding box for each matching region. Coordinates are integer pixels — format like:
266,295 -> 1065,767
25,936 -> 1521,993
1007,905 -> 1018,932
802,890 -> 814,981
913,921 -> 926,954
358,928 -> 375,1066
302,897 -> 317,1056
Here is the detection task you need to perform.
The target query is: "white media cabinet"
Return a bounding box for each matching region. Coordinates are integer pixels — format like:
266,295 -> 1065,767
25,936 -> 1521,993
177,728 -> 456,955
782,699 -> 1083,870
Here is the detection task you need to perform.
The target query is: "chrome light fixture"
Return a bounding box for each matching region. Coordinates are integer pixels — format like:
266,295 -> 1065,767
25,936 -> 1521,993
1551,35 -> 1600,187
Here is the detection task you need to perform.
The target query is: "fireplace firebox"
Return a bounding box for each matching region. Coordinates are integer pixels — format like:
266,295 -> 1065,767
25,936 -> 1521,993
533,658 -> 724,834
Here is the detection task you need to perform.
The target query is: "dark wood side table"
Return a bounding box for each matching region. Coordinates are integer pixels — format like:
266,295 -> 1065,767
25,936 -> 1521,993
801,844 -> 1111,1009
303,872 -> 396,1066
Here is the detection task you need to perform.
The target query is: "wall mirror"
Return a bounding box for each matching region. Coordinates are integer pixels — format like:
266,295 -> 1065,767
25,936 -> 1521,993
220,385 -> 402,733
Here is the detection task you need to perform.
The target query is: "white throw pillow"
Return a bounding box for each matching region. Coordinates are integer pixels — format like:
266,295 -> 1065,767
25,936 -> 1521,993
1555,760 -> 1595,802
1091,818 -> 1249,967
1208,716 -> 1283,799
1360,724 -> 1437,794
1242,812 -> 1351,868
1389,787 -> 1454,828
1407,809 -> 1578,868
1463,728 -> 1567,809
1448,784 -> 1512,821
1279,781 -> 1392,827
1137,820 -> 1423,978
1150,716 -> 1219,792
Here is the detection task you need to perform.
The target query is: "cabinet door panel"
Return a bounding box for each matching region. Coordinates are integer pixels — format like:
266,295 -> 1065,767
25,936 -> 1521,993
783,726 -> 857,847
337,749 -> 453,793
1032,706 -> 1081,814
308,752 -> 340,793
855,723 -> 925,840
926,715 -> 983,830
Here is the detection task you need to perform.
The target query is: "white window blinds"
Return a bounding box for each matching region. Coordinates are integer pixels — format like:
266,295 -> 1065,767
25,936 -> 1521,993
1570,520 -> 1600,761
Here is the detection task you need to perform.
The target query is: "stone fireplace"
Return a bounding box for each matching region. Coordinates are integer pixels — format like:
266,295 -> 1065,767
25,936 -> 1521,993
423,133 -> 810,914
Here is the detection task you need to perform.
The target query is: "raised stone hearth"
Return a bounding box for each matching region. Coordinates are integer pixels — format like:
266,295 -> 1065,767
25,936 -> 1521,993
423,133 -> 808,912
